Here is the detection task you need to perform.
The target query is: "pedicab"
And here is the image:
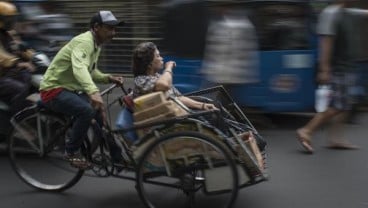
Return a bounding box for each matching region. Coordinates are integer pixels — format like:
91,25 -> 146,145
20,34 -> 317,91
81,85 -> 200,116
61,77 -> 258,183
7,83 -> 268,208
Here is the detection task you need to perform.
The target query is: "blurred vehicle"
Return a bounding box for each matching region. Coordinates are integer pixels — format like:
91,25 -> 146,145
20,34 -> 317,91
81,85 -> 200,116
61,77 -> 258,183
161,0 -> 330,113
13,0 -> 73,58
0,0 -> 71,142
0,51 -> 50,140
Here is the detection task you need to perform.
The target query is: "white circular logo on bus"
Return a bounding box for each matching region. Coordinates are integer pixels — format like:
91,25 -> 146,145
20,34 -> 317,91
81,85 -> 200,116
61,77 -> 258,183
270,74 -> 299,93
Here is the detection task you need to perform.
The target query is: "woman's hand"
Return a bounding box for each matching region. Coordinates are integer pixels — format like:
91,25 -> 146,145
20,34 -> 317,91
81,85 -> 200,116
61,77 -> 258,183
202,103 -> 218,110
165,61 -> 176,70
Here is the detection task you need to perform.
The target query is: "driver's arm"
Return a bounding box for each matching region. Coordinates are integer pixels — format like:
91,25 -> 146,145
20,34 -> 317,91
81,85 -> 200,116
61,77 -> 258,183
0,46 -> 19,68
71,43 -> 100,94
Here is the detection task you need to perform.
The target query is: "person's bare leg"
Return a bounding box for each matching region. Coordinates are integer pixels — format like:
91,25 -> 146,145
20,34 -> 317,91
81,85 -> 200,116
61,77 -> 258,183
326,111 -> 359,149
297,108 -> 340,153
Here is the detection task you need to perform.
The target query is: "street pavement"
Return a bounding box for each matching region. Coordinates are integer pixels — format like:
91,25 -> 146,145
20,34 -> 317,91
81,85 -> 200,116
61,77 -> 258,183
1,111 -> 368,208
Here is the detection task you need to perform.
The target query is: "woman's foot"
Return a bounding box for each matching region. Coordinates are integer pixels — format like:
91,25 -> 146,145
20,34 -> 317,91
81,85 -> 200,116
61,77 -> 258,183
296,128 -> 314,153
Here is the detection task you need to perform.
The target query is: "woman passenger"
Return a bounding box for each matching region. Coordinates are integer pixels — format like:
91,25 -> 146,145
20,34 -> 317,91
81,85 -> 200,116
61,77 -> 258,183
132,41 -> 216,110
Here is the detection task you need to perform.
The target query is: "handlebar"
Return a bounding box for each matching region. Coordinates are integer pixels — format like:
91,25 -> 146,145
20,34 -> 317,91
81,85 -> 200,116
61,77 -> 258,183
100,78 -> 130,97
99,82 -> 128,129
100,82 -> 131,109
101,83 -> 118,96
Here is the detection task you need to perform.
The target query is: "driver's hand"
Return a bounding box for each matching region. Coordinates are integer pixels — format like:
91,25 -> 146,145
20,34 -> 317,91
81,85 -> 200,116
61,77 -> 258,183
16,61 -> 36,72
108,76 -> 124,85
89,92 -> 104,110
21,49 -> 35,61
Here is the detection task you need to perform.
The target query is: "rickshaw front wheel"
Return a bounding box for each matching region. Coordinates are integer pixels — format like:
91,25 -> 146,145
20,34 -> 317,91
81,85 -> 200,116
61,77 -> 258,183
135,131 -> 239,208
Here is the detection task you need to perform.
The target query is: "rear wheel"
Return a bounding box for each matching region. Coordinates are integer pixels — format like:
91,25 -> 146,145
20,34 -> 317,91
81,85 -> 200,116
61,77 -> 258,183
136,131 -> 239,208
8,110 -> 84,192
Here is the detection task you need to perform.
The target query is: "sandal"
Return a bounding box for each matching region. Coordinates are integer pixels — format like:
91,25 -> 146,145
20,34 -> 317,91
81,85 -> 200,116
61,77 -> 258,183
296,129 -> 314,153
65,151 -> 91,170
326,142 -> 359,150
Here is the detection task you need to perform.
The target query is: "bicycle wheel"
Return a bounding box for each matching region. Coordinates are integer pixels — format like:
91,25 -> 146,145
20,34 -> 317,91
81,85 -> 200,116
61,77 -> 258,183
8,110 -> 84,192
136,131 -> 239,208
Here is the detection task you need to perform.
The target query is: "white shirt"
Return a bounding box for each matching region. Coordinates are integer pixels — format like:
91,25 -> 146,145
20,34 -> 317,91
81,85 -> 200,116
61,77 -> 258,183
202,14 -> 259,84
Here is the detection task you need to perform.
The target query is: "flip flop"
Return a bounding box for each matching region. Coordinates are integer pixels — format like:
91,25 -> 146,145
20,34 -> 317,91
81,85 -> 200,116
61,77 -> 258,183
326,142 -> 359,150
296,129 -> 314,153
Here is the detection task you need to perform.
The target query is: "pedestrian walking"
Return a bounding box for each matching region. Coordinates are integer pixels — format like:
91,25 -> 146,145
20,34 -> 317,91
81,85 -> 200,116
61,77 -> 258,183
201,2 -> 259,94
296,0 -> 362,153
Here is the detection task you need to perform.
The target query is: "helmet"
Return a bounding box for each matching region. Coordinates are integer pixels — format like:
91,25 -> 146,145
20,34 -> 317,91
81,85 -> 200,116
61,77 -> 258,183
0,2 -> 18,30
0,2 -> 17,16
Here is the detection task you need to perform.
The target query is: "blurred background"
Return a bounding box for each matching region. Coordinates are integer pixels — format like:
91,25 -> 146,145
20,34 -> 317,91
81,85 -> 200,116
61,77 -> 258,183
7,0 -> 368,114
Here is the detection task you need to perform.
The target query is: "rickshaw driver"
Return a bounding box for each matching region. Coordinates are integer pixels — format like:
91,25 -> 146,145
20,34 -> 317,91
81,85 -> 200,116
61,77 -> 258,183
39,11 -> 125,169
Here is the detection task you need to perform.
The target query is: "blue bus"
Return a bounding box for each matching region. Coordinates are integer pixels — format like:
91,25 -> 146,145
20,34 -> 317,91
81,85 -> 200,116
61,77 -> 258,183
161,0 -> 330,113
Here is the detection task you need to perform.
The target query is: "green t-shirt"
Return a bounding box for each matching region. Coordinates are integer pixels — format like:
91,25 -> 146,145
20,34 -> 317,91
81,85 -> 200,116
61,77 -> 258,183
40,31 -> 110,94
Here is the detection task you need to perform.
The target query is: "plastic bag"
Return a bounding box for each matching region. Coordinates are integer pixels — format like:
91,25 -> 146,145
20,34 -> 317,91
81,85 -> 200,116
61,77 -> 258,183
315,85 -> 332,113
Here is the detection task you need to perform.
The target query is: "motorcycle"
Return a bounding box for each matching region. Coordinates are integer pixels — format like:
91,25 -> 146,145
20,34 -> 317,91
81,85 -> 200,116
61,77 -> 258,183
0,52 -> 50,141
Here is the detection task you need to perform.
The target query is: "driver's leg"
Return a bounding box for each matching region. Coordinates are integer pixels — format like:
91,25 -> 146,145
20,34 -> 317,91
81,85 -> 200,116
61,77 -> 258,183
44,90 -> 94,155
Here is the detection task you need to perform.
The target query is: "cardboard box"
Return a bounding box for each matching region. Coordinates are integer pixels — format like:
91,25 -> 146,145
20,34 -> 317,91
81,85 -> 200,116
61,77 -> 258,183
134,99 -> 188,138
134,113 -> 169,126
133,100 -> 186,122
134,91 -> 166,112
134,113 -> 168,138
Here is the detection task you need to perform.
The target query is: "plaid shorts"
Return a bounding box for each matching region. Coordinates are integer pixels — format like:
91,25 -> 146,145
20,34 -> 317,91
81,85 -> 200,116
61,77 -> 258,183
329,71 -> 365,111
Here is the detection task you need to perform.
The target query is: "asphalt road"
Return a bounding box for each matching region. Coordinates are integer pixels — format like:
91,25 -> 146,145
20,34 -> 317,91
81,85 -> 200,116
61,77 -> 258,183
1,111 -> 368,208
